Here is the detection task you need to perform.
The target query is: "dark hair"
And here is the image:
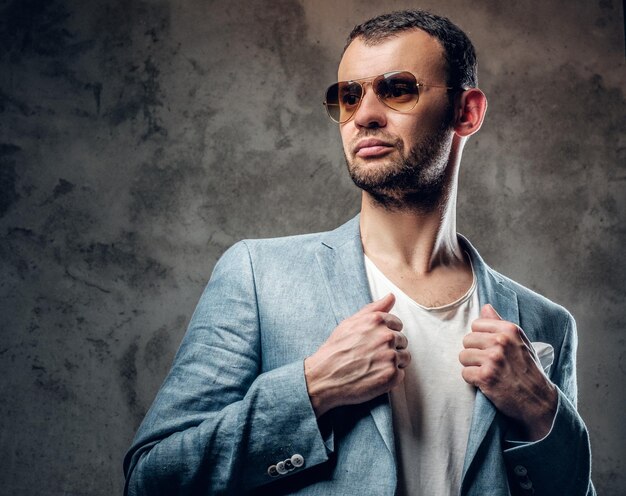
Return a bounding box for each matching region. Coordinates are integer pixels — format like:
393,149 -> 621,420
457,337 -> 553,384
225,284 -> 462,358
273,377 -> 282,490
345,10 -> 477,89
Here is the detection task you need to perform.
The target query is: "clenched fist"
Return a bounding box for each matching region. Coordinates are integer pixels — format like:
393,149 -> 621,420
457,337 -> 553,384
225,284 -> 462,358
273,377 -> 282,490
304,293 -> 410,418
459,304 -> 558,441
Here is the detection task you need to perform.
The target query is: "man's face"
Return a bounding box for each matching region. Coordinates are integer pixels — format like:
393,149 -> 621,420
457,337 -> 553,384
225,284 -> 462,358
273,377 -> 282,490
338,29 -> 456,210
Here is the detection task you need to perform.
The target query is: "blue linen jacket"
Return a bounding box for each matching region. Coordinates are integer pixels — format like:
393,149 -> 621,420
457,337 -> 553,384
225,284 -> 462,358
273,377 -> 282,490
124,215 -> 594,495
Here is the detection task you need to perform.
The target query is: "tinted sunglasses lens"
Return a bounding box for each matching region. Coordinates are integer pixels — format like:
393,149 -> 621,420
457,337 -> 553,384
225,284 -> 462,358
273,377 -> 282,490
375,72 -> 419,111
324,83 -> 342,122
325,81 -> 363,123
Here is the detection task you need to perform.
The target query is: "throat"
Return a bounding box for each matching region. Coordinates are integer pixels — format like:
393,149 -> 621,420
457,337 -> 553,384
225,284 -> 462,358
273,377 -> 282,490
364,253 -> 474,308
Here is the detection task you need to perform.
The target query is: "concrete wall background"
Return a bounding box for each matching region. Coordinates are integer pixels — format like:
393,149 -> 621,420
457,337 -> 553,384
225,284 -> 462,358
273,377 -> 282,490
0,0 -> 624,494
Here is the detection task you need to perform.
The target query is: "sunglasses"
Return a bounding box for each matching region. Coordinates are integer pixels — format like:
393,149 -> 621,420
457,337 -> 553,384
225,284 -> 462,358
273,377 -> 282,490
323,71 -> 453,123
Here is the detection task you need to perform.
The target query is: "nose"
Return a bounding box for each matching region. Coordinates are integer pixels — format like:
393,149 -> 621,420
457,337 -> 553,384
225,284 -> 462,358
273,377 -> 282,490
352,82 -> 387,129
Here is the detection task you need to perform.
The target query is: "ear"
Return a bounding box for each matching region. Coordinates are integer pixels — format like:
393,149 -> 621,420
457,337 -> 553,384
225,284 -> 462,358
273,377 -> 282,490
453,88 -> 487,138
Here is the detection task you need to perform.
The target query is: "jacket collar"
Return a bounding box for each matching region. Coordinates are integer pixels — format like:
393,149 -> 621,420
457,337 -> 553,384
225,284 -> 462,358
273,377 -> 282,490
316,214 -> 520,482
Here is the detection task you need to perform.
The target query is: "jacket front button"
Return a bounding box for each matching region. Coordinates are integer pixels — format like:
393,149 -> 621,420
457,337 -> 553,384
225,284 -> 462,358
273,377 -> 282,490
276,461 -> 288,475
291,454 -> 305,468
520,479 -> 533,490
267,465 -> 278,477
514,465 -> 528,477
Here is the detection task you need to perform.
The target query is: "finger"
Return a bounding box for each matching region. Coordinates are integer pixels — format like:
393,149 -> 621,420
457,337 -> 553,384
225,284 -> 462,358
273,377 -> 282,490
381,313 -> 403,332
480,303 -> 502,320
462,331 -> 495,350
392,367 -> 405,388
471,318 -> 518,335
458,348 -> 485,367
396,349 -> 411,368
460,365 -> 481,386
355,293 -> 395,317
394,331 -> 408,350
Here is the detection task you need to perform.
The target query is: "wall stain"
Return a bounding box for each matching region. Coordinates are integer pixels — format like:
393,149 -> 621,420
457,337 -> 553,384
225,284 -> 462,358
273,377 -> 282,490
39,178 -> 75,206
130,159 -> 184,220
104,57 -> 167,139
63,358 -> 78,372
75,240 -> 169,290
118,340 -> 143,423
0,143 -> 21,217
144,324 -> 174,376
53,178 -> 75,198
31,356 -> 77,403
86,337 -> 111,364
0,0 -> 99,121
0,88 -> 31,115
0,0 -> 73,63
92,81 -> 102,114
34,375 -> 76,402
39,60 -> 102,115
64,267 -> 112,294
96,1 -> 172,140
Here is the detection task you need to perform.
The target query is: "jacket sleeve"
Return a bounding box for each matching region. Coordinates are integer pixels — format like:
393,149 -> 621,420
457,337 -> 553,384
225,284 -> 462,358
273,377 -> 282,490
503,312 -> 595,496
123,241 -> 333,495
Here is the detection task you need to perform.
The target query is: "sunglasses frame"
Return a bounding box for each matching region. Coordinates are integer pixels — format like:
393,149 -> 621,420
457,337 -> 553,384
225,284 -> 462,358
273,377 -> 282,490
323,70 -> 453,124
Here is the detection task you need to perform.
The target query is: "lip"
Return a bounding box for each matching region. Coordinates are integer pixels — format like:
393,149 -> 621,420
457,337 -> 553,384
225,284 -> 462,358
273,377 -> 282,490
354,138 -> 395,158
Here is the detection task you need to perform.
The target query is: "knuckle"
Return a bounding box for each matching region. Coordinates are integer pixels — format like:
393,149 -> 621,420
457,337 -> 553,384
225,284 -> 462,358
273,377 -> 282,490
382,349 -> 396,362
380,366 -> 396,384
480,366 -> 498,386
503,322 -> 520,336
495,333 -> 511,347
488,349 -> 505,365
381,330 -> 396,345
369,312 -> 385,326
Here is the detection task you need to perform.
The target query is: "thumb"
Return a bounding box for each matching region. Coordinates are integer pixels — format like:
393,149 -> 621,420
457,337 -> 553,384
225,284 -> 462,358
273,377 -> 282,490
480,303 -> 502,320
356,292 -> 396,316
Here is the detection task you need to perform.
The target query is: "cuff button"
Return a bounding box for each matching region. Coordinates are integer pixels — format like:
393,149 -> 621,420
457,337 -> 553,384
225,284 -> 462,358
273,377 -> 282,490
267,465 -> 278,477
291,454 -> 305,468
276,461 -> 288,475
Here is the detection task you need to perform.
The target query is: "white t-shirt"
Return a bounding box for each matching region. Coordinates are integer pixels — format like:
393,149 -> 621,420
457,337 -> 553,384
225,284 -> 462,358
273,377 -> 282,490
364,255 -> 479,496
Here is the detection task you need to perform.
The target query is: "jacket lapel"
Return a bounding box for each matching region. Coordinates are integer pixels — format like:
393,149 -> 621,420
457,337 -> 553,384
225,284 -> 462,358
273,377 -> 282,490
315,215 -> 371,325
315,215 -> 397,457
460,236 -> 520,486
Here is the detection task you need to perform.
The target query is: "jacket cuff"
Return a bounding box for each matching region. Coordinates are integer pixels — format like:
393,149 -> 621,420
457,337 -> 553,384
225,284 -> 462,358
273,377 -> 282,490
252,359 -> 334,488
503,388 -> 592,495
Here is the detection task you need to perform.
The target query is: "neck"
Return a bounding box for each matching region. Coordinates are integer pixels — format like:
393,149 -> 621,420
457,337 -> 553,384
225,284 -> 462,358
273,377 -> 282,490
359,141 -> 465,274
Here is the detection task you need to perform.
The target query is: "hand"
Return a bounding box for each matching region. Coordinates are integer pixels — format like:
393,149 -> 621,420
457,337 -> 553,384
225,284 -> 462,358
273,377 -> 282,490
459,304 -> 558,441
304,293 -> 410,418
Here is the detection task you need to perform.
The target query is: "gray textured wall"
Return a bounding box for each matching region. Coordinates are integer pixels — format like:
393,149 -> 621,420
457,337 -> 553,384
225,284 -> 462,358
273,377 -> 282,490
0,0 -> 624,494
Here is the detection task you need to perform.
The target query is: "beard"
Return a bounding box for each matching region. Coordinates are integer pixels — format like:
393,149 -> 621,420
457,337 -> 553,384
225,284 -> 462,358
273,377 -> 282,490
345,115 -> 454,213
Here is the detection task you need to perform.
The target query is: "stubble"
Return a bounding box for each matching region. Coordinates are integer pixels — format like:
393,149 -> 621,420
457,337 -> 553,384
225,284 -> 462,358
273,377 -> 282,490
345,113 -> 455,213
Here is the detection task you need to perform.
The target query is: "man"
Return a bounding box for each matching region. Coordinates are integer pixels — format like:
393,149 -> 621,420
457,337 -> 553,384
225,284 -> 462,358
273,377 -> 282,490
124,10 -> 594,496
